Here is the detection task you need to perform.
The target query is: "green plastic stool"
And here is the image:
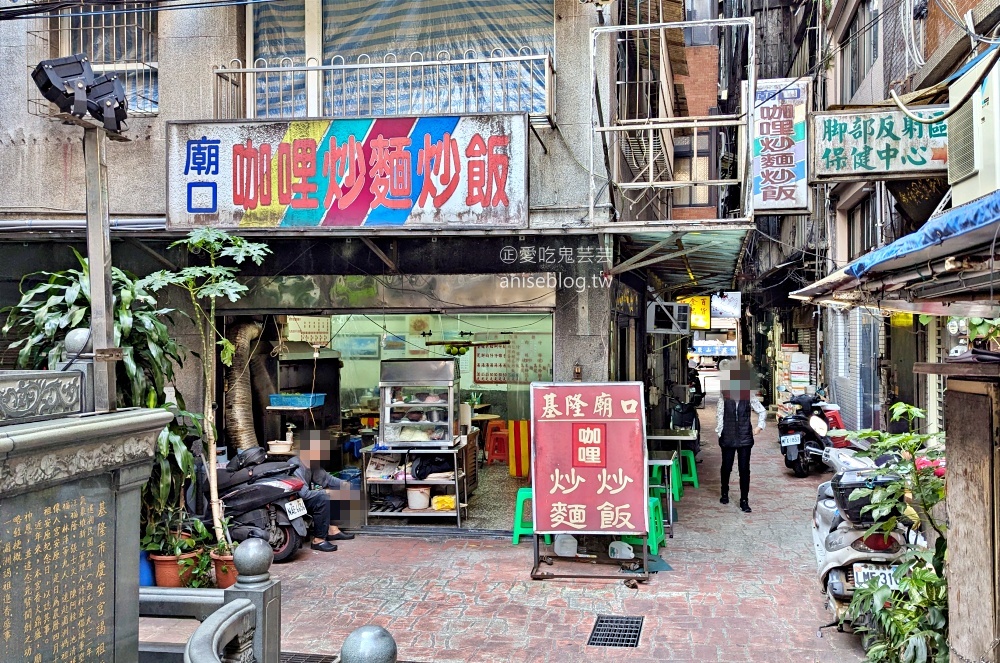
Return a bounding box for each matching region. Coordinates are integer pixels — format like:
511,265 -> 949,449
679,450 -> 700,488
622,497 -> 666,555
670,460 -> 683,502
649,465 -> 666,499
512,487 -> 552,545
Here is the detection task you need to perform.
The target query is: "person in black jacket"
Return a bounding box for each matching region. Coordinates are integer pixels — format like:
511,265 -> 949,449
289,433 -> 357,552
714,362 -> 767,513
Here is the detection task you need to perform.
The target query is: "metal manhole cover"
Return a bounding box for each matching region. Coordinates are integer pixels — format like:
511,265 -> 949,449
586,615 -> 644,648
281,654 -> 339,663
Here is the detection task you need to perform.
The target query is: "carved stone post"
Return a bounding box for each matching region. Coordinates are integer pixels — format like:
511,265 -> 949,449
224,538 -> 281,663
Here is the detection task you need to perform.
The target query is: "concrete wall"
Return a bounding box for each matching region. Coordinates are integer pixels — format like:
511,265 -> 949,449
0,0 -> 613,231
0,8 -> 242,219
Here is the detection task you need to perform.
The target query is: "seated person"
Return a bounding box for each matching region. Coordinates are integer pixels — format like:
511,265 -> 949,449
288,432 -> 356,552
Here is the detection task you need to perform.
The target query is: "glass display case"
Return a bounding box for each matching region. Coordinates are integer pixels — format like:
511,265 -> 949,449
378,359 -> 458,448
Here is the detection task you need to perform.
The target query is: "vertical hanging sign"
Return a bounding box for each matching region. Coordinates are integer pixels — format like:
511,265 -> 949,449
752,78 -> 810,213
530,382 -> 648,535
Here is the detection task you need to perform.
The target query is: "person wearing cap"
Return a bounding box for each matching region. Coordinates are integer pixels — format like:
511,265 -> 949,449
715,361 -> 766,513
288,433 -> 356,552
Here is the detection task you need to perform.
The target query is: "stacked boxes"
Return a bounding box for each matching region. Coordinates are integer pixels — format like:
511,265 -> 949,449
775,344 -> 810,415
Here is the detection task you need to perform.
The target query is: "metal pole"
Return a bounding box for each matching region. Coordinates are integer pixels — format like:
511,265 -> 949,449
83,126 -> 117,412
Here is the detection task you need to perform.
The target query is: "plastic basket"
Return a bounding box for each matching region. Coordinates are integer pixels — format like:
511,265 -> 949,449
268,393 -> 325,408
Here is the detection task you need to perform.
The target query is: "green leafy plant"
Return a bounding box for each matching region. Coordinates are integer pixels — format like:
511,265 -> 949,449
845,403 -> 948,663
178,518 -> 215,588
141,404 -> 201,536
142,228 -> 270,542
141,506 -> 198,557
1,248 -> 182,408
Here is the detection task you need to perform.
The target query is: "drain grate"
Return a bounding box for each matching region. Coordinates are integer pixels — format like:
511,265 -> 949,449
281,654 -> 339,663
586,615 -> 644,648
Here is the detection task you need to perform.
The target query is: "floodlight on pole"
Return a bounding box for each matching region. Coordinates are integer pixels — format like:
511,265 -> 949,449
87,74 -> 128,133
31,54 -> 94,118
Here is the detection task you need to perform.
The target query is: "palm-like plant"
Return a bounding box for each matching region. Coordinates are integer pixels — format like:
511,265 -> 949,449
2,248 -> 183,408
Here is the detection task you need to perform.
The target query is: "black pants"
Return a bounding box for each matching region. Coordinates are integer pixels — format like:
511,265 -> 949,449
720,446 -> 752,501
302,490 -> 330,539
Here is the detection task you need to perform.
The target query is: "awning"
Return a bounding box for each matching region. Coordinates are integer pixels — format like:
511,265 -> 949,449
791,188 -> 1000,304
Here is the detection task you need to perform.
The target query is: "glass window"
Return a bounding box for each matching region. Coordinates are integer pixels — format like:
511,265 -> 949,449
684,0 -> 718,46
673,135 -> 712,206
840,0 -> 879,102
848,194 -> 878,259
64,3 -> 158,115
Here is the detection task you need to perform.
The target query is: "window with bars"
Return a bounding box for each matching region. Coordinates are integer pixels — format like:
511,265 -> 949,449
840,0 -> 878,102
848,194 -> 878,259
684,0 -> 718,46
61,4 -> 158,115
673,134 -> 712,206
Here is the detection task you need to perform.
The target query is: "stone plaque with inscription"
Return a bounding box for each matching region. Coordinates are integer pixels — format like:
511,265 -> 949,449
0,394 -> 172,663
1,477 -> 115,662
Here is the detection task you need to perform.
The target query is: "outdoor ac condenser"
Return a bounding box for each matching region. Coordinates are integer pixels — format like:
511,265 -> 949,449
948,49 -> 1000,206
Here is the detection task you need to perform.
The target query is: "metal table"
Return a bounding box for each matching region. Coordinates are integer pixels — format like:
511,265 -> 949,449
648,450 -> 677,538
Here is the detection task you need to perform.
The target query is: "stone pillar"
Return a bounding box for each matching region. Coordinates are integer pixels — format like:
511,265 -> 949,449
0,390 -> 172,663
224,538 -> 282,663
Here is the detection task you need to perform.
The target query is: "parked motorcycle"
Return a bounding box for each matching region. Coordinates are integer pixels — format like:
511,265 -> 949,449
777,387 -> 835,477
813,445 -> 915,628
191,448 -> 310,563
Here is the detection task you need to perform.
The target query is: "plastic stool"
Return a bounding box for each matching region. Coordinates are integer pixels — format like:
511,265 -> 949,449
484,419 -> 506,440
679,450 -> 700,488
486,431 -> 509,464
512,487 -> 552,545
622,497 -> 666,555
649,465 -> 666,499
670,460 -> 683,502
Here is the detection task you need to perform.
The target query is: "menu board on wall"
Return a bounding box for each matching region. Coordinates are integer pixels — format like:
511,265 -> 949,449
474,343 -> 508,384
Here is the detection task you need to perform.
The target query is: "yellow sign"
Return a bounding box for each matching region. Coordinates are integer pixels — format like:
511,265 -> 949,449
679,296 -> 711,330
890,312 -> 913,328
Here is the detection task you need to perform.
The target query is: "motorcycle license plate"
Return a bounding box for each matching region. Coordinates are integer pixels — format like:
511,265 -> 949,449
780,433 -> 801,447
853,563 -> 900,590
284,498 -> 308,520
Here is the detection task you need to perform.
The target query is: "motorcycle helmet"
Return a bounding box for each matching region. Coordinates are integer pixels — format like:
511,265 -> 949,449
231,447 -> 266,470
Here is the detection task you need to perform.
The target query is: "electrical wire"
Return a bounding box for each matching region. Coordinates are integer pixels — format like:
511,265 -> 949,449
890,30 -> 1000,123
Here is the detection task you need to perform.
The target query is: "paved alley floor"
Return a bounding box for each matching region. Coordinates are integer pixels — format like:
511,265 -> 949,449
141,400 -> 865,662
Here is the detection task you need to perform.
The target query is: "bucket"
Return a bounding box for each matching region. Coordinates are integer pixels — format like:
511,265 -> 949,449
406,487 -> 431,510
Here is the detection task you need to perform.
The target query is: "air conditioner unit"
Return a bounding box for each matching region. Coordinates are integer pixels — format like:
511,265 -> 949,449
646,301 -> 690,334
948,51 -> 1000,205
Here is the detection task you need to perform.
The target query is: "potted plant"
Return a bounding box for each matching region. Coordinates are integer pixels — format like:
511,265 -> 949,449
178,518 -> 215,589
143,228 -> 271,543
209,539 -> 239,589
142,508 -> 202,587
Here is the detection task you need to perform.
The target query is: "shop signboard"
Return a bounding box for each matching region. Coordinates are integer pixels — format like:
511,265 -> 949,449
166,115 -> 528,230
679,296 -> 711,330
811,107 -> 947,180
692,342 -> 738,356
711,292 -> 741,329
752,78 -> 810,213
530,382 -> 648,535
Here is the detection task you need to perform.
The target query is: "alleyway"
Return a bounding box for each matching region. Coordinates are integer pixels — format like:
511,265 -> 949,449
141,399 -> 865,661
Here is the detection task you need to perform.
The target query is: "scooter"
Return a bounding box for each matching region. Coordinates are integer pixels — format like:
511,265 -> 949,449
813,445 -> 914,628
192,448 -> 311,563
777,387 -> 834,477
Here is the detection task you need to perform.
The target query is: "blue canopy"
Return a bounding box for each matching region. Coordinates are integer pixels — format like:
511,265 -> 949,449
844,188 -> 1000,280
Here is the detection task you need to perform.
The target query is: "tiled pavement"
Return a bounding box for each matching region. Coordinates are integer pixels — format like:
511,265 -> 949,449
141,398 -> 865,662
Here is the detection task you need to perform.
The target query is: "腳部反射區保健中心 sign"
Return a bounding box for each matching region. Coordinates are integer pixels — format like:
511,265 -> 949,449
530,382 -> 648,536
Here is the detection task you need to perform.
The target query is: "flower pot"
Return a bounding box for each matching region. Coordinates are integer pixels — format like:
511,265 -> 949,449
210,551 -> 238,589
149,551 -> 200,587
139,550 -> 155,587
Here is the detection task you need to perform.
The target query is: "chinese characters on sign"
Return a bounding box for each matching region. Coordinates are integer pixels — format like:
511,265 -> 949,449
474,343 -> 508,384
0,479 -> 114,662
167,116 -> 527,229
531,383 -> 648,535
753,79 -> 810,212
678,296 -> 711,330
812,108 -> 948,179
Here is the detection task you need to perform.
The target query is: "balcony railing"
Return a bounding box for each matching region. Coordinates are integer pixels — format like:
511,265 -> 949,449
214,49 -> 555,127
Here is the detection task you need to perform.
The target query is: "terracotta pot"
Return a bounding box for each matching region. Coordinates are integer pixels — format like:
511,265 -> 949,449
149,550 -> 200,587
210,551 -> 238,589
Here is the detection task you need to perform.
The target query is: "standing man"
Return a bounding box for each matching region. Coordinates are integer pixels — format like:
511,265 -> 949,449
715,361 -> 767,513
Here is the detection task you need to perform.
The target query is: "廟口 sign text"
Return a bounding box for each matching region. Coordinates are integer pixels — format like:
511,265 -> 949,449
166,115 -> 527,229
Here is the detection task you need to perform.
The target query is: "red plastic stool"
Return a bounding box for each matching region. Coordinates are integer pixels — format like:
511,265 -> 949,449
486,431 -> 509,464
485,420 -> 506,440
